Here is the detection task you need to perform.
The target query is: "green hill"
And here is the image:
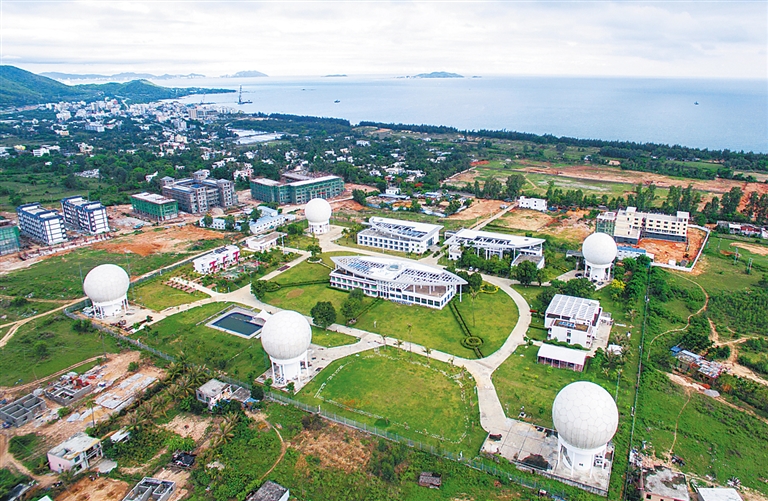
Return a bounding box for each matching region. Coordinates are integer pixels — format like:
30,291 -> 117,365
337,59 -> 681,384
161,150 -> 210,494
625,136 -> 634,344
0,65 -> 233,107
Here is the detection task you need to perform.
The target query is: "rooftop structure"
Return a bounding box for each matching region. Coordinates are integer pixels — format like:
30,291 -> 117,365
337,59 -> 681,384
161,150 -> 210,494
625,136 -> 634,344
195,378 -> 251,410
249,206 -> 296,235
545,294 -> 603,348
83,264 -> 130,318
330,255 -> 466,309
261,310 -> 312,385
537,344 -> 588,372
245,481 -> 290,501
582,232 -> 618,283
597,208 -> 689,245
16,203 -> 67,246
418,472 -> 443,489
131,192 -> 179,222
47,432 -> 103,473
245,231 -> 285,252
0,219 -> 21,256
445,228 -> 545,265
697,488 -> 743,501
161,176 -> 238,214
357,216 -> 442,254
640,467 -> 690,501
0,393 -> 47,427
305,198 -> 332,235
123,478 -> 176,501
45,373 -> 94,405
250,175 -> 344,205
671,347 -> 725,380
518,196 -> 548,212
552,381 -> 618,477
60,196 -> 109,234
192,245 -> 240,275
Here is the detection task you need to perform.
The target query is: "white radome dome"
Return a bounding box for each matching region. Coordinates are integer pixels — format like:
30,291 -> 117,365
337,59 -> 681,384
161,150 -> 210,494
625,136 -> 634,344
83,264 -> 130,304
582,232 -> 618,267
552,381 -> 619,450
304,198 -> 332,223
261,310 -> 312,361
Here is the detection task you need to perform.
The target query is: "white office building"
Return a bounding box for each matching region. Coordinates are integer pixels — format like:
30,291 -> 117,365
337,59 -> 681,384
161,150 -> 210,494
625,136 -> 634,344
245,231 -> 285,252
249,206 -> 296,235
357,217 -> 442,254
518,196 -> 548,212
60,196 -> 109,235
445,228 -> 545,268
545,294 -> 603,348
329,255 -> 466,309
193,245 -> 240,275
597,207 -> 689,245
16,203 -> 67,245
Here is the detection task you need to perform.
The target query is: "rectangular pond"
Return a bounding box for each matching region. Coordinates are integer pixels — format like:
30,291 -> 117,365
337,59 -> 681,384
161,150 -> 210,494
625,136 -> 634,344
210,311 -> 263,338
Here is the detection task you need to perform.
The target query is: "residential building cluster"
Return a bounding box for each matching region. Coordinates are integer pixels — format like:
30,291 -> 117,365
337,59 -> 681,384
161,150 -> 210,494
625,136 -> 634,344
160,171 -> 238,214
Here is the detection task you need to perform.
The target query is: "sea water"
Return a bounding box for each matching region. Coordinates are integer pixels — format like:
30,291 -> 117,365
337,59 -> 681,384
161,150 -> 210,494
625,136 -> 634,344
167,75 -> 767,153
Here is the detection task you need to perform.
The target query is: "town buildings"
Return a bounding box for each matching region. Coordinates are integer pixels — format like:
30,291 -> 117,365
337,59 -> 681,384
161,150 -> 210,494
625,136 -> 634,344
357,217 -> 442,254
192,245 -> 240,274
249,206 -> 295,234
544,294 -> 604,348
47,432 -> 103,473
518,196 -> 548,212
16,203 -> 67,245
131,192 -> 179,222
640,467 -> 690,501
0,219 -> 21,255
60,196 -> 109,234
195,379 -> 251,410
0,394 -> 47,427
250,174 -> 344,204
444,228 -> 545,267
123,478 -> 176,501
161,172 -> 238,214
329,255 -> 466,309
597,208 -> 689,244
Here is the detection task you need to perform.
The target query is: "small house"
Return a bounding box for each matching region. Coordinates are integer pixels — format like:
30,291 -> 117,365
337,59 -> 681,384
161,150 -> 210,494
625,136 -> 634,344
418,472 -> 442,489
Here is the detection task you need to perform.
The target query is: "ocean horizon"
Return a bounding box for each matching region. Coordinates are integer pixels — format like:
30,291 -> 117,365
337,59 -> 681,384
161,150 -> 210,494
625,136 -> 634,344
151,75 -> 767,153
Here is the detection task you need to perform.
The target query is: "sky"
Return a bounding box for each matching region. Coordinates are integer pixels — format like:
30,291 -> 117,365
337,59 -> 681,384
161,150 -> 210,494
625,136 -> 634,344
1,1 -> 766,79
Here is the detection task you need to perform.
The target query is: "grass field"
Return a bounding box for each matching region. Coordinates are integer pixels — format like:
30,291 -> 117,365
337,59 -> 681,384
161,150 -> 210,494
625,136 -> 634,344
311,326 -> 359,348
296,350 -> 485,453
638,370 -> 768,495
0,314 -> 120,386
130,278 -> 209,311
0,247 -> 191,300
690,246 -> 765,294
140,302 -> 269,381
0,176 -> 102,212
0,298 -> 63,323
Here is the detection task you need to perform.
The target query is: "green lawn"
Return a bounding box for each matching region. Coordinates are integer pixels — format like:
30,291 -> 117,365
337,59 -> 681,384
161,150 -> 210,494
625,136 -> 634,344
688,246 -> 764,294
296,351 -> 485,453
311,326 -> 359,348
0,247 -> 192,300
130,278 -> 209,311
0,314 -> 120,386
638,370 -> 768,495
0,298 -> 62,323
140,302 -> 269,382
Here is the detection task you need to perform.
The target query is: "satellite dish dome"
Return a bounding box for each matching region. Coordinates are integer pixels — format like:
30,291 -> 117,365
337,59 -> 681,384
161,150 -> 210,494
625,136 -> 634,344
582,232 -> 618,267
83,264 -> 130,303
552,381 -> 619,450
261,310 -> 312,361
304,198 -> 332,223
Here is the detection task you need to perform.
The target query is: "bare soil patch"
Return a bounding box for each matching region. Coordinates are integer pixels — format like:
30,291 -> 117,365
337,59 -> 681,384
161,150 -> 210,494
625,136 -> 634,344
286,289 -> 304,299
291,422 -> 372,474
91,225 -> 224,257
161,414 -> 213,443
497,208 -> 554,231
331,199 -> 367,212
152,467 -> 191,501
728,242 -> 768,256
638,227 -> 707,266
55,476 -> 131,501
449,199 -> 505,221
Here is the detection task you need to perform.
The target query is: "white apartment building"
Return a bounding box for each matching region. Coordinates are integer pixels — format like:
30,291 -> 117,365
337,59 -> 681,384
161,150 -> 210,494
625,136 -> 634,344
545,294 -> 603,348
357,217 -> 442,254
60,196 -> 109,235
47,433 -> 103,474
245,231 -> 285,252
444,228 -> 545,267
518,196 -> 548,212
599,207 -> 689,245
16,203 -> 67,245
193,245 -> 240,275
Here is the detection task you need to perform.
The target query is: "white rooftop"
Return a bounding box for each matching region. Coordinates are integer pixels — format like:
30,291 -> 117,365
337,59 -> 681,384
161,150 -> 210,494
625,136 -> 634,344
697,489 -> 743,501
363,216 -> 443,240
546,294 -> 601,323
537,343 -> 588,366
198,379 -> 227,397
132,192 -> 176,204
49,432 -> 100,460
332,255 -> 466,286
446,228 -> 545,248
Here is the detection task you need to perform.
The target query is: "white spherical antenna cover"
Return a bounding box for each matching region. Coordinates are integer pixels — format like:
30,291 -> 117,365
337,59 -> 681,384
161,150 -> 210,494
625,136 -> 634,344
261,310 -> 312,360
552,381 -> 618,450
83,264 -> 130,303
304,198 -> 332,223
582,232 -> 618,266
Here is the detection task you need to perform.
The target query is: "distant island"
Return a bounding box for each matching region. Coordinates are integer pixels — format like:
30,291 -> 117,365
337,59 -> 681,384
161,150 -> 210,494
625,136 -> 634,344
0,66 -> 233,107
42,71 -> 206,81
413,72 -> 464,78
222,70 -> 268,78
323,74 -> 348,78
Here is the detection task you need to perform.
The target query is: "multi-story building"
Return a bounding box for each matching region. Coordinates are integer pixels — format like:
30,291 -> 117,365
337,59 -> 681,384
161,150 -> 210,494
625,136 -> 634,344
131,192 -> 179,222
60,196 -> 109,234
192,245 -> 240,275
161,176 -> 238,214
16,203 -> 67,245
544,294 -> 603,348
444,228 -> 545,267
357,217 -> 442,254
250,175 -> 344,205
47,432 -> 103,474
517,196 -> 548,212
597,207 -> 689,245
0,220 -> 21,255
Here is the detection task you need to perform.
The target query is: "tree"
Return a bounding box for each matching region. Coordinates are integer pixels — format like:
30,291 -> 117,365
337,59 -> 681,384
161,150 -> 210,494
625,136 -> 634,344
203,213 -> 213,228
505,174 -> 525,200
352,189 -> 368,205
251,279 -> 270,300
240,220 -> 250,234
307,244 -> 322,258
250,208 -> 262,221
33,341 -> 49,360
409,199 -> 422,213
467,272 -> 483,292
224,215 -> 236,231
311,301 -> 337,329
513,260 -> 539,287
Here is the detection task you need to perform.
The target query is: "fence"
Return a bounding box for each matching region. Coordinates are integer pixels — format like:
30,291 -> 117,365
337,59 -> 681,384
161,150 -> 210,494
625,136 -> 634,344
266,392 -> 591,498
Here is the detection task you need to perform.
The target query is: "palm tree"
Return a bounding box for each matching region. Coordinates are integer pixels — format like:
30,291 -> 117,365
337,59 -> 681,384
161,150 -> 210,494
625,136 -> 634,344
176,375 -> 194,399
423,347 -> 432,364
187,364 -> 209,387
166,362 -> 184,382
211,412 -> 240,448
395,339 -> 404,352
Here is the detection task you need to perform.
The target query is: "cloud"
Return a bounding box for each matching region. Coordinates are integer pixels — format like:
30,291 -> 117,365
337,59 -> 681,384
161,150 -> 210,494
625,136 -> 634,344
1,1 -> 765,78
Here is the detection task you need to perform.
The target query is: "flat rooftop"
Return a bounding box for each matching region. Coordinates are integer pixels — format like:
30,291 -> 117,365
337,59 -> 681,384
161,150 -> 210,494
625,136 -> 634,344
546,294 -> 601,323
132,192 -> 177,204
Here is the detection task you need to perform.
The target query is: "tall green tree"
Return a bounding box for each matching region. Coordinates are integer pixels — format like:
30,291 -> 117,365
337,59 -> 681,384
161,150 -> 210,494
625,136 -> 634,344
311,301 -> 337,329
